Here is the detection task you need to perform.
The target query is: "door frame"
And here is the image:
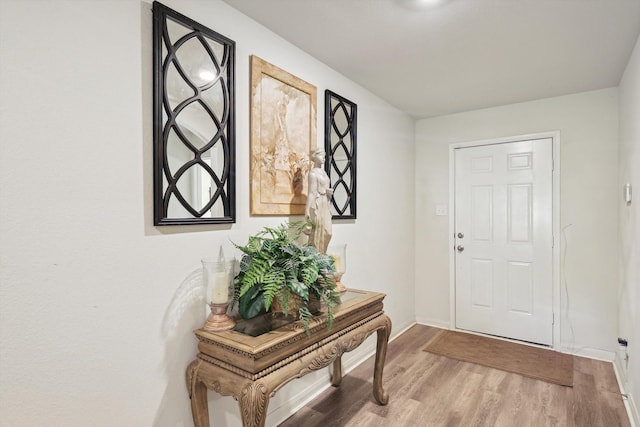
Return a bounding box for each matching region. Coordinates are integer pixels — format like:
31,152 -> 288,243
448,131 -> 561,348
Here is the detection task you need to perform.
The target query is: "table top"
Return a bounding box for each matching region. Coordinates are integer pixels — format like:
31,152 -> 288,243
194,289 -> 386,375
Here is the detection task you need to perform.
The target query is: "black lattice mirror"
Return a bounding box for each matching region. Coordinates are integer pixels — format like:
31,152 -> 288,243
324,90 -> 357,219
153,2 -> 235,225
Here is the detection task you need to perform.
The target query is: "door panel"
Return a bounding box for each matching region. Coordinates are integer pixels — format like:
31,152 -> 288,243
471,259 -> 493,308
455,138 -> 553,345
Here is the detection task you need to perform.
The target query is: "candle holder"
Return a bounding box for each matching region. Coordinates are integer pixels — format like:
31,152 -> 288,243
201,258 -> 235,332
328,244 -> 347,294
203,302 -> 236,332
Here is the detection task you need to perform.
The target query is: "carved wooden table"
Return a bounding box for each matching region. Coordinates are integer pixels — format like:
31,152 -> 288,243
186,289 -> 392,427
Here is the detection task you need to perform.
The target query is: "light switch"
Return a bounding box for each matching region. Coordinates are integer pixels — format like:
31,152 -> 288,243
435,204 -> 448,216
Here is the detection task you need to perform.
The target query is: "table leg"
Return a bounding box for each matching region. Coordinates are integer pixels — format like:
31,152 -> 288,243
331,356 -> 343,386
373,316 -> 391,405
187,360 -> 211,427
238,381 -> 270,427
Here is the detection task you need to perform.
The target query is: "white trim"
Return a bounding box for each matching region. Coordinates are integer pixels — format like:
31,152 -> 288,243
614,354 -> 639,427
390,321 -> 420,340
448,146 -> 457,330
560,346 -> 615,361
448,131 -> 562,348
416,317 -> 451,329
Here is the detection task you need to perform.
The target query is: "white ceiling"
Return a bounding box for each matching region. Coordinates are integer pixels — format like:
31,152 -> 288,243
221,0 -> 640,119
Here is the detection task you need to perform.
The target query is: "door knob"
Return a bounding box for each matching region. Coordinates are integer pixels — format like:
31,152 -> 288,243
456,245 -> 464,253
457,232 -> 464,239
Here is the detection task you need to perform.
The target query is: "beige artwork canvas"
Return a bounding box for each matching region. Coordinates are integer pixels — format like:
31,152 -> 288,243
250,55 -> 317,215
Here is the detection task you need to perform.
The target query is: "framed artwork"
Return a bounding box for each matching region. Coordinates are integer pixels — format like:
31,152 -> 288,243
324,90 -> 357,219
250,55 -> 317,215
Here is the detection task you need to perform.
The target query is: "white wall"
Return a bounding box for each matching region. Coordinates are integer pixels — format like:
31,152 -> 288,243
0,1 -> 416,426
619,32 -> 640,424
414,88 -> 620,357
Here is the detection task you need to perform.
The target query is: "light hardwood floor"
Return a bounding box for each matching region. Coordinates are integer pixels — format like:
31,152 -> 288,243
279,324 -> 630,427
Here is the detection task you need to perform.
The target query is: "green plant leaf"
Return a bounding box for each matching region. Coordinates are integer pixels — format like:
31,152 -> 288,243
262,281 -> 281,311
288,279 -> 309,300
298,305 -> 313,335
278,289 -> 292,317
239,287 -> 265,319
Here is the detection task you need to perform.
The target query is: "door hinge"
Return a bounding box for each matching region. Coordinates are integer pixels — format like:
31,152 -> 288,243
552,313 -> 555,325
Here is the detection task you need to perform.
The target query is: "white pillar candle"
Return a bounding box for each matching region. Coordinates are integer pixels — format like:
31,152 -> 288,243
211,271 -> 230,304
202,259 -> 230,304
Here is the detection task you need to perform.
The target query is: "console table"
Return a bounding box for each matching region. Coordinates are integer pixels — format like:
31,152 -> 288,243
186,289 -> 392,427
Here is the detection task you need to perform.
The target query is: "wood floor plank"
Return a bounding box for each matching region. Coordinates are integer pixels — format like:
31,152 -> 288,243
279,325 -> 631,427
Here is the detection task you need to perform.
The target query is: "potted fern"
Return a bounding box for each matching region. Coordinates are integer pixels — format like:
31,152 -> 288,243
232,221 -> 340,333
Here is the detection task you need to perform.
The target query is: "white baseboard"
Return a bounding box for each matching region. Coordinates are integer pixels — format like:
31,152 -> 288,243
390,321 -> 417,342
614,350 -> 629,385
415,316 -> 450,329
629,394 -> 640,427
613,353 -> 639,427
557,343 -> 615,361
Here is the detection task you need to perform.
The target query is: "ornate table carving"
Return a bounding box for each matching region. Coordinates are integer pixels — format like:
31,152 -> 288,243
186,289 -> 391,427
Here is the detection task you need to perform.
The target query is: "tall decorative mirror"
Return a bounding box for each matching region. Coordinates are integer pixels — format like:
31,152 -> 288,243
153,2 -> 235,225
324,90 -> 357,219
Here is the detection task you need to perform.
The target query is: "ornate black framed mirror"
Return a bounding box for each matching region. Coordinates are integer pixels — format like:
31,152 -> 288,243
324,90 -> 357,219
153,2 -> 235,225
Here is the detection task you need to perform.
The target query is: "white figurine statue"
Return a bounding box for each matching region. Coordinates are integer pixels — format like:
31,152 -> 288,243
305,148 -> 333,254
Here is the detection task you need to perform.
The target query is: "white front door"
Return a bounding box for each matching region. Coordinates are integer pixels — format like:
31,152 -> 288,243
454,138 -> 553,345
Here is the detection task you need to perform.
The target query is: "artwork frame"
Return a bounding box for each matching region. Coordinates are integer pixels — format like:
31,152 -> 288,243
250,55 -> 317,215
